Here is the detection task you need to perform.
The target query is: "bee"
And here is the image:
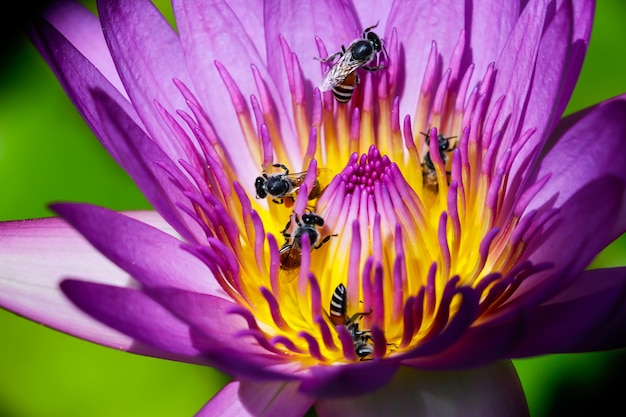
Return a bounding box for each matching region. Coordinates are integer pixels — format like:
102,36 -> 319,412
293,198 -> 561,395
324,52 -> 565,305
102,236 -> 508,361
279,212 -> 336,272
420,132 -> 457,192
317,22 -> 388,103
328,283 -> 374,361
255,164 -> 331,207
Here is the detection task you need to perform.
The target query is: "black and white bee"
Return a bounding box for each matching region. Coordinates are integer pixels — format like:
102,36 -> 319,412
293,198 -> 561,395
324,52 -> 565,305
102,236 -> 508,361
329,283 -> 374,361
255,163 -> 331,207
279,212 -> 336,272
420,132 -> 457,192
317,22 -> 388,103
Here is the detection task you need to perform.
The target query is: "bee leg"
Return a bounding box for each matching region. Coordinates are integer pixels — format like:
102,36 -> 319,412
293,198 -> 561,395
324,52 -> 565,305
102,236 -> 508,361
272,163 -> 289,174
281,219 -> 292,237
315,46 -> 346,63
362,21 -> 380,35
314,233 -> 337,249
363,64 -> 386,72
272,198 -> 284,204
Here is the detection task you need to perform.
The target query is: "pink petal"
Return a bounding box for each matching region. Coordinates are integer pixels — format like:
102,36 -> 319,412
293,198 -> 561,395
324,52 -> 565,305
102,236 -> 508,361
172,0 -> 283,184
28,18 -> 141,165
315,362 -> 528,417
509,0 -> 593,184
91,88 -> 205,242
386,0 -> 465,120
522,177 -> 623,306
51,202 -> 226,296
40,0 -> 127,98
97,0 -> 193,162
264,0 -> 359,103
298,360 -> 399,397
0,212 -> 175,354
195,379 -> 313,417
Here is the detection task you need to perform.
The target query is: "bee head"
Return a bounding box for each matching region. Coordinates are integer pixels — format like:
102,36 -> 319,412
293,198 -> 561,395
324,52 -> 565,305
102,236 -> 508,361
255,176 -> 268,198
366,31 -> 382,53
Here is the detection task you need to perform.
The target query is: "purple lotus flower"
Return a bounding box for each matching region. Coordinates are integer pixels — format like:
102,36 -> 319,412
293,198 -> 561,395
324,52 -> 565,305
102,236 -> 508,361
2,0 -> 626,415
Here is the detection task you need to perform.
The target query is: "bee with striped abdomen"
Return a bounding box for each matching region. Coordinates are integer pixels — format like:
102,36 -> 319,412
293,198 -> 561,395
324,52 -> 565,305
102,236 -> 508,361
316,22 -> 388,103
328,283 -> 374,361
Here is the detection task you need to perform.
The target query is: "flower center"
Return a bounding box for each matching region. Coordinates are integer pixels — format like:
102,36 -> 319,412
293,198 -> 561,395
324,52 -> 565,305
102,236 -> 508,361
341,147 -> 392,196
165,29 -> 554,365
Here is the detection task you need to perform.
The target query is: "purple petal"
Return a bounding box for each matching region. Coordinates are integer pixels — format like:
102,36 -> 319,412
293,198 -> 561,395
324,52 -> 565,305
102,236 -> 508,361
510,0 -> 594,184
467,0 -> 520,77
51,203 -> 226,296
352,1 -> 393,34
149,287 -> 305,380
386,0 -> 465,120
61,279 -> 215,365
522,177 -> 623,304
195,379 -> 313,417
148,287 -> 303,377
0,213 -> 174,354
555,0 -> 594,116
172,0 -> 276,181
509,267 -> 626,356
264,0 -> 359,103
97,0 -> 193,162
421,267 -> 626,364
315,362 -> 528,417
91,88 -> 204,242
529,95 -> 626,238
490,0 -> 548,152
27,17 -> 140,165
40,0 -> 126,96
298,361 -> 399,397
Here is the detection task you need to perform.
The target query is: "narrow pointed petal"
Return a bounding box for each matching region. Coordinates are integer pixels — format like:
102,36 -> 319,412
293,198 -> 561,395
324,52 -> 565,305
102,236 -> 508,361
511,0 -> 594,182
525,177 -> 623,287
51,203 -> 225,296
386,0 -> 465,119
61,279 -> 215,364
315,362 -> 528,417
529,95 -> 626,238
97,0 -> 193,161
0,212 -> 174,353
27,18 -> 140,165
147,287 -> 305,380
39,0 -> 127,96
172,0 -> 283,175
264,0 -> 359,102
91,88 -> 204,242
196,379 -> 314,417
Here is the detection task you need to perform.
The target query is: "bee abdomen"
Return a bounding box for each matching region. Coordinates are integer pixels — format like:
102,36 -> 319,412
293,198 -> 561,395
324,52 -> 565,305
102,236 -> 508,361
332,83 -> 355,103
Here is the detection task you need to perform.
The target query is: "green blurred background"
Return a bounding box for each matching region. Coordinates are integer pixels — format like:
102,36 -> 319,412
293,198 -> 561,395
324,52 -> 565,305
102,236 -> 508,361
1,1 -> 625,416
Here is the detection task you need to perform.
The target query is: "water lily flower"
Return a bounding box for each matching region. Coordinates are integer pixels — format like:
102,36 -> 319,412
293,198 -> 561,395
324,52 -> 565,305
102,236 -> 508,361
3,0 -> 626,415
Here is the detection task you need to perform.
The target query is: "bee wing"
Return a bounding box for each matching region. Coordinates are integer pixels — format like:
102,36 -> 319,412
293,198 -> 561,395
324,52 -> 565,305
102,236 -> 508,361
281,171 -> 308,195
319,51 -> 364,91
314,168 -> 334,192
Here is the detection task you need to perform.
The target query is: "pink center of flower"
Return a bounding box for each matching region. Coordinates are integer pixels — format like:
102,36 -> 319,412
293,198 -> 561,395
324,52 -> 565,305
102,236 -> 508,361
341,147 -> 392,196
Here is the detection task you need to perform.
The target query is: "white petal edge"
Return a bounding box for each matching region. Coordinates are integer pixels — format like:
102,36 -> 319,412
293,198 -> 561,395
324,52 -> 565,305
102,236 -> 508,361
0,211 -> 177,350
